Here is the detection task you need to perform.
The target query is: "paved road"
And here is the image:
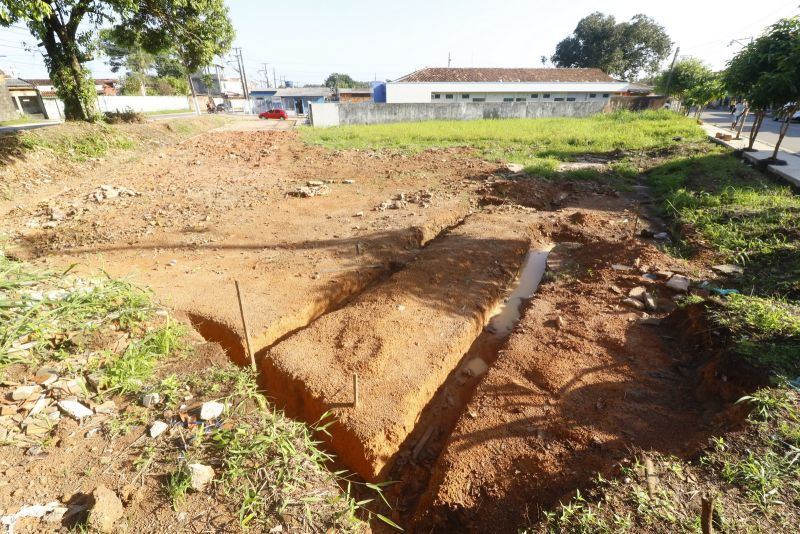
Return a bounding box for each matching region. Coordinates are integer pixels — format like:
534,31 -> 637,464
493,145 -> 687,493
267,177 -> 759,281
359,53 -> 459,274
701,110 -> 800,155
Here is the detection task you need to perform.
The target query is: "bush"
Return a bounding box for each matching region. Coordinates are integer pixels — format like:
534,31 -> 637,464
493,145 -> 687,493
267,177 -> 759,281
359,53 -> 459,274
104,108 -> 146,124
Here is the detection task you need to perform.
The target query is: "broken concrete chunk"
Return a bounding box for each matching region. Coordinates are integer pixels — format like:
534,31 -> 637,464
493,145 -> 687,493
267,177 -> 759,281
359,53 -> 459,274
11,385 -> 39,401
188,463 -> 215,491
149,420 -> 169,438
141,393 -> 160,407
643,292 -> 658,311
505,163 -> 525,173
57,400 -> 93,420
628,286 -> 647,300
87,485 -> 125,533
622,298 -> 645,310
665,274 -> 690,293
611,264 -> 633,271
199,401 -> 224,421
94,400 -> 117,415
712,264 -> 744,276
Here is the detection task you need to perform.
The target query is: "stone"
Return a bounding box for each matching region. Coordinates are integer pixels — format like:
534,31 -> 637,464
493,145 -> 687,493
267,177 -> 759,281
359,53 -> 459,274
653,232 -> 670,240
199,401 -> 224,421
86,372 -> 104,391
141,393 -> 160,407
628,286 -> 647,300
149,421 -> 168,438
87,485 -> 125,533
462,358 -> 489,378
712,264 -> 744,276
506,163 -> 524,173
11,385 -> 39,401
643,292 -> 658,312
611,264 -> 633,271
342,179 -> 355,184
94,400 -> 117,415
622,298 -> 645,310
307,180 -> 325,186
57,400 -> 93,420
187,463 -> 215,491
27,395 -> 49,417
666,274 -> 690,293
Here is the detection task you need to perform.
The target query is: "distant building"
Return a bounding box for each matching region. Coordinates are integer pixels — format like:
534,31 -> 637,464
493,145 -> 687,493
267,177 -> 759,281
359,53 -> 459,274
0,71 -> 18,121
250,86 -> 332,116
385,68 -> 633,104
336,87 -> 373,103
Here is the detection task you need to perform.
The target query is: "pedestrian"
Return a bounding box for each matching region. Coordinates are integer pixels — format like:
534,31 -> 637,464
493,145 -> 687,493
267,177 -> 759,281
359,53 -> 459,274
731,101 -> 745,129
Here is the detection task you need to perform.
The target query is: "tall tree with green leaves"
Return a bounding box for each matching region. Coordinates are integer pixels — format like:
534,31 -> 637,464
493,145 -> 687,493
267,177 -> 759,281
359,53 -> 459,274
656,58 -> 723,118
0,0 -> 234,121
324,72 -> 369,89
724,37 -> 775,148
99,27 -> 155,95
551,12 -> 672,80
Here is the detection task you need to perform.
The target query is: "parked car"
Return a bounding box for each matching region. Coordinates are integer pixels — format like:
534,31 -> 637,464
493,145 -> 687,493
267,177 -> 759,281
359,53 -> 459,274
772,103 -> 800,122
259,109 -> 288,120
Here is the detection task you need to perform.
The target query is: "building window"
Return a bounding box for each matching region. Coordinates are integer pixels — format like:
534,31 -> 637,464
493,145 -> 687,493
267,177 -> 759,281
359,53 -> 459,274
554,97 -> 565,102
566,97 -> 576,102
462,94 -> 470,99
515,98 -> 526,102
433,94 -> 441,99
473,97 -> 485,102
602,93 -> 609,98
589,93 -> 597,98
530,94 -> 538,98
445,94 -> 454,99
543,93 -> 551,98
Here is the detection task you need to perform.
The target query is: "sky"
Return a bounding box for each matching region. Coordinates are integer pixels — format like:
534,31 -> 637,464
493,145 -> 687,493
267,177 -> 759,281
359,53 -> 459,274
2,0 -> 799,86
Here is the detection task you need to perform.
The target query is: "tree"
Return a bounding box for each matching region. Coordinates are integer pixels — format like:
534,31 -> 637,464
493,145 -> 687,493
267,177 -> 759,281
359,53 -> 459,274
724,38 -> 775,148
99,27 -> 155,96
324,72 -> 369,89
0,0 -> 234,121
655,58 -> 723,117
552,12 -> 672,80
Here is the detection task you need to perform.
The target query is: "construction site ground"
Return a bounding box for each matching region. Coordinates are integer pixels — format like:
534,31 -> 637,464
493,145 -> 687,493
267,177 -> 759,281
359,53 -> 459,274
1,115 -> 797,533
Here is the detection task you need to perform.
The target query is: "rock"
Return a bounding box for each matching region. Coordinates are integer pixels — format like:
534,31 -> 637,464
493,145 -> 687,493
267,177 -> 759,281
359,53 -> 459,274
653,232 -> 670,240
665,274 -> 690,293
49,207 -> 66,221
94,400 -> 117,415
141,393 -> 160,407
149,421 -> 168,438
307,180 -> 325,186
628,287 -> 647,300
712,264 -> 744,276
342,179 -> 355,184
611,264 -> 633,271
199,401 -> 224,421
643,292 -> 658,312
187,463 -> 215,491
57,400 -> 93,420
166,259 -> 177,267
462,358 -> 489,378
11,385 -> 39,401
86,372 -> 104,391
87,485 -> 125,533
622,298 -> 645,310
506,163 -> 525,173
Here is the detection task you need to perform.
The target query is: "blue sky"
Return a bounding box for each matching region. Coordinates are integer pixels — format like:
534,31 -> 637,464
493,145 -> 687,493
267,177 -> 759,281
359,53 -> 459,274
2,0 -> 799,85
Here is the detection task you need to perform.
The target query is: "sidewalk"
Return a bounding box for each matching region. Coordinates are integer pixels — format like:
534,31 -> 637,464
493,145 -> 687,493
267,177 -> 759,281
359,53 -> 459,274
702,122 -> 800,187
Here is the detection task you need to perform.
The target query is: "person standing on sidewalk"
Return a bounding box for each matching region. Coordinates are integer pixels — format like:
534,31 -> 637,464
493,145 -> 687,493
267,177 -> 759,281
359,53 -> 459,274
731,101 -> 745,129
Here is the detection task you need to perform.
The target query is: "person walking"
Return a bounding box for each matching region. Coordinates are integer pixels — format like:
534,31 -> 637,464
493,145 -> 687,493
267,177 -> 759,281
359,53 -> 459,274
731,101 -> 745,129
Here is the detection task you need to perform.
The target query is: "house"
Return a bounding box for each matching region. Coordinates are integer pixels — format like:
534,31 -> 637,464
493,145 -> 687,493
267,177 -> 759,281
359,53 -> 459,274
0,71 -> 19,121
336,87 -> 373,103
384,67 -> 632,104
5,77 -> 46,117
250,87 -> 332,116
21,78 -> 118,97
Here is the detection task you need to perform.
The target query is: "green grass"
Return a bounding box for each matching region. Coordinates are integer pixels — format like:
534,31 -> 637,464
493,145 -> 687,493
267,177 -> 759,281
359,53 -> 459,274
0,255 -> 154,367
302,110 -> 705,175
648,148 -> 800,297
0,116 -> 44,127
17,123 -> 134,160
144,108 -> 193,116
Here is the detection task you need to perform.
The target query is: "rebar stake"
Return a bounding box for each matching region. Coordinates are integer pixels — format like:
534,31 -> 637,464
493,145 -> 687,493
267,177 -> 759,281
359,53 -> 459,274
235,280 -> 256,373
353,373 -> 359,408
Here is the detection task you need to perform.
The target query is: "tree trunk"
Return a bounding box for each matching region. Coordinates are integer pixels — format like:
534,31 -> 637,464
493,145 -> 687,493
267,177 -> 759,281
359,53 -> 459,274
771,104 -> 796,160
735,107 -> 749,140
747,111 -> 765,150
188,74 -> 201,115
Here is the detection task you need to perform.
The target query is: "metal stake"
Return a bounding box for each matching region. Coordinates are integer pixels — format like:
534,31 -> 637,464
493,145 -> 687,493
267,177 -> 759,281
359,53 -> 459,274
353,373 -> 359,408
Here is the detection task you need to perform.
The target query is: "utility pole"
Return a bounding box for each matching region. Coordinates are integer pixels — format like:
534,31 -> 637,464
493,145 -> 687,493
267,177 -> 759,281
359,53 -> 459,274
260,62 -> 270,87
273,67 -> 277,89
233,47 -> 251,114
448,51 -> 451,68
663,46 -> 680,100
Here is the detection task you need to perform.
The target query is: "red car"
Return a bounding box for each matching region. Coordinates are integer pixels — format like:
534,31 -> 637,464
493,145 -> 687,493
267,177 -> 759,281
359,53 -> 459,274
259,109 -> 288,120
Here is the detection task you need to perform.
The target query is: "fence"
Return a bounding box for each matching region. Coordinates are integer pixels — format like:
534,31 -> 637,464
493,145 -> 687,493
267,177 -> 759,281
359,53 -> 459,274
309,101 -> 608,127
96,95 -> 191,113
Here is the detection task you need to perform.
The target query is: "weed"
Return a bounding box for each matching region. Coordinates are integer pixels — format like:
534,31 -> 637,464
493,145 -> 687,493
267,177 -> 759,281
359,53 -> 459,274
165,462 -> 193,510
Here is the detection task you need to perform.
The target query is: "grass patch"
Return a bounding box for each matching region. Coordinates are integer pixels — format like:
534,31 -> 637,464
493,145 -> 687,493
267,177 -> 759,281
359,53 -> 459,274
0,254 -> 154,367
647,148 -> 800,297
144,108 -> 193,116
0,116 -> 44,127
16,122 -> 134,160
302,110 -> 705,173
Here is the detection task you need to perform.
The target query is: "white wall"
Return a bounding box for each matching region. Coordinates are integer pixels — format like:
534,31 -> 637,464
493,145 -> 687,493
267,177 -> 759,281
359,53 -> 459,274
309,103 -> 340,127
386,82 -> 628,103
96,95 -> 191,113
